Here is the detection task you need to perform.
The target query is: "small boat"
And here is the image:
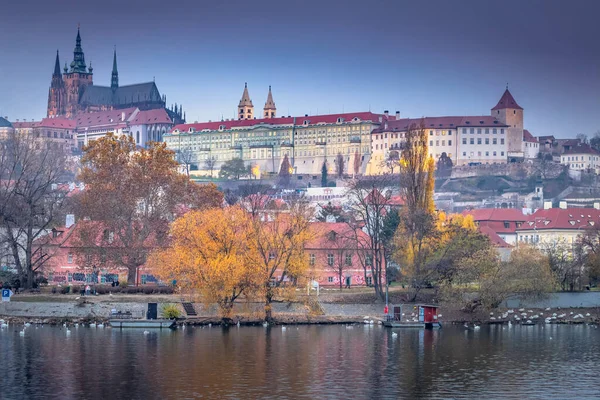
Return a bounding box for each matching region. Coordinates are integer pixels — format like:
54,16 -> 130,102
109,319 -> 176,329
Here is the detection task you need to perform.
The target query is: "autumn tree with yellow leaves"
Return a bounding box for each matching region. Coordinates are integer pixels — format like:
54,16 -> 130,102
395,119 -> 438,297
73,134 -> 223,285
245,200 -> 313,322
149,207 -> 257,322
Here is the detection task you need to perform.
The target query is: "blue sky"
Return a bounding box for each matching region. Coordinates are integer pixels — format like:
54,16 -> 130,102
1,0 -> 599,137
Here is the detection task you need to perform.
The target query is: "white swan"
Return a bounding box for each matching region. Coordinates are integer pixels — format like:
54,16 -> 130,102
473,325 -> 480,330
19,329 -> 25,336
143,330 -> 150,335
392,332 -> 398,338
97,323 -> 104,328
89,323 -> 96,328
66,328 -> 71,335
25,322 -> 31,327
281,326 -> 287,331
237,321 -> 240,327
262,322 -> 268,328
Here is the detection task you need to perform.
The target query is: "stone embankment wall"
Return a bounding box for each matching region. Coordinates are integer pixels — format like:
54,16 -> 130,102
450,162 -> 564,179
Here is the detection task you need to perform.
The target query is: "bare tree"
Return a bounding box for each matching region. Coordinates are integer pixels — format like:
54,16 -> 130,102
345,174 -> 395,300
380,150 -> 400,174
204,156 -> 217,178
177,146 -> 195,178
0,132 -> 68,288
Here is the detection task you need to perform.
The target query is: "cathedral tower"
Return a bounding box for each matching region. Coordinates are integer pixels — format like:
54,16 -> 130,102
47,50 -> 66,117
238,82 -> 254,120
491,86 -> 524,159
63,27 -> 93,117
263,85 -> 276,119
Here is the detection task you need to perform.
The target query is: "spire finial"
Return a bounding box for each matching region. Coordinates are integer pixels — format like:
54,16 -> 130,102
506,82 -> 509,90
245,82 -> 247,88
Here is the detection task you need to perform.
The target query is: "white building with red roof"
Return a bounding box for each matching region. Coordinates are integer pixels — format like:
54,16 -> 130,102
370,88 -> 528,171
462,208 -> 526,245
74,107 -> 174,148
522,129 -> 539,159
560,144 -> 600,174
516,205 -> 600,249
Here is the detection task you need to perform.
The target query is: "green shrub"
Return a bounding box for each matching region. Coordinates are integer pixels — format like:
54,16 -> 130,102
161,303 -> 181,319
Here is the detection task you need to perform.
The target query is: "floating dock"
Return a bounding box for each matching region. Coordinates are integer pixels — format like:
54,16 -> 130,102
109,319 -> 176,329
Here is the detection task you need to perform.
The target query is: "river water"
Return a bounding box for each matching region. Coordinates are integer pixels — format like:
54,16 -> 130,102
1,323 -> 599,399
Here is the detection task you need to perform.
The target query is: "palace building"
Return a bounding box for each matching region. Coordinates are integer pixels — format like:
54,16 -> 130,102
369,88 -> 529,172
47,27 -> 184,124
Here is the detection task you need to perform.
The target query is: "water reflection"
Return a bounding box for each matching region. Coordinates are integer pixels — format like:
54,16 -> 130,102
1,324 -> 598,399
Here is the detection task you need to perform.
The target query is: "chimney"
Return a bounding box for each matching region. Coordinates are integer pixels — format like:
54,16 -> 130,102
121,112 -> 125,122
559,201 -> 567,209
395,111 -> 400,120
65,214 -> 75,229
384,110 -> 389,118
543,201 -> 552,210
594,202 -> 600,210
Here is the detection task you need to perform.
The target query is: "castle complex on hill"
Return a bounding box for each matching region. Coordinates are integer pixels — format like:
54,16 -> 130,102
47,27 -> 184,124
164,87 -> 536,176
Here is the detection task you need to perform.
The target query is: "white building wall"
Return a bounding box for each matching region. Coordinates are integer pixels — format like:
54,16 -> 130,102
523,141 -> 540,159
455,125 -> 508,165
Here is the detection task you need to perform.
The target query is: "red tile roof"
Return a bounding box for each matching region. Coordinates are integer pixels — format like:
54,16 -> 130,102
372,116 -> 507,133
74,107 -> 138,129
478,225 -> 511,248
36,117 -> 76,129
11,121 -> 37,129
523,129 -> 537,143
562,144 -> 599,155
517,208 -> 600,231
463,208 -> 526,222
305,222 -> 370,249
491,89 -> 523,111
130,108 -> 172,125
170,112 -> 383,133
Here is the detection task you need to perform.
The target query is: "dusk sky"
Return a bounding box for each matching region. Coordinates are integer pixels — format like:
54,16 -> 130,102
1,0 -> 599,137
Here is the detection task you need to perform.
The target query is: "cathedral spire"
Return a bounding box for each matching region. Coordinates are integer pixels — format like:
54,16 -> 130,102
70,26 -> 88,73
53,50 -> 61,77
111,47 -> 119,90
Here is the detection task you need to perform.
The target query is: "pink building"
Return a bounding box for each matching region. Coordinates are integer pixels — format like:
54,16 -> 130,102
306,222 -> 384,287
34,222 -> 159,286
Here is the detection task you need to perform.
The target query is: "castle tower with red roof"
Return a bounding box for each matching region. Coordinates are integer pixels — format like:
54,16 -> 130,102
263,85 -> 276,119
238,82 -> 254,120
47,50 -> 66,117
491,86 -> 524,160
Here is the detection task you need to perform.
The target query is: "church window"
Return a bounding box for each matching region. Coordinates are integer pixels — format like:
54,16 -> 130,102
136,131 -> 140,144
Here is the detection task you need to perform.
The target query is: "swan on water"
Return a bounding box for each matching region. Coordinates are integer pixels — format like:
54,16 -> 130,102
143,330 -> 150,335
392,332 -> 398,338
